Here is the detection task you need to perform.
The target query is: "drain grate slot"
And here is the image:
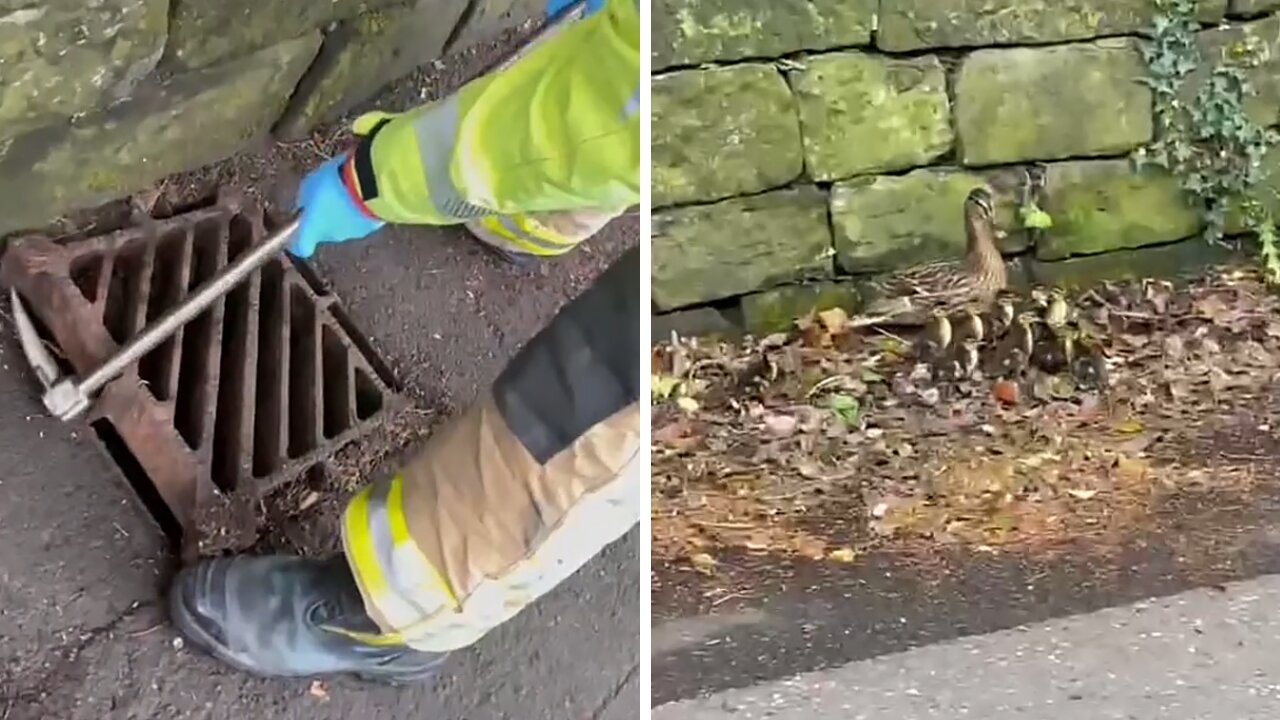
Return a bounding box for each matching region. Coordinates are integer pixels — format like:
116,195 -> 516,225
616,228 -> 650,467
253,260 -> 288,478
0,192 -> 403,555
287,283 -> 319,459
322,324 -> 352,438
92,418 -> 184,545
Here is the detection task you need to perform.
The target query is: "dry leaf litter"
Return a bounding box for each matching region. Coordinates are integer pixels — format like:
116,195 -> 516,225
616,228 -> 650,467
652,268 -> 1280,582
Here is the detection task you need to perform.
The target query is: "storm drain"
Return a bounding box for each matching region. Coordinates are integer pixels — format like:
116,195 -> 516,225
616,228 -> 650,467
0,192 -> 402,559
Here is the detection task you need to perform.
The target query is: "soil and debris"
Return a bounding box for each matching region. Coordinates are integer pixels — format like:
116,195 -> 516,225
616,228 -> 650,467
652,265 -> 1280,602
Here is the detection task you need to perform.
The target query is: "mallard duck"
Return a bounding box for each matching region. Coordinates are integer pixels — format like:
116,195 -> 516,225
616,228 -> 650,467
853,187 -> 1008,327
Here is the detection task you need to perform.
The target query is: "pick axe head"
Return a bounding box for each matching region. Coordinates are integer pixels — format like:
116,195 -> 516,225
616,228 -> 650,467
10,288 -> 90,420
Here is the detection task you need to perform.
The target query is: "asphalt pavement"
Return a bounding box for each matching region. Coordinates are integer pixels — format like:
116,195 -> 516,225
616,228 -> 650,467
0,218 -> 639,720
654,575 -> 1280,719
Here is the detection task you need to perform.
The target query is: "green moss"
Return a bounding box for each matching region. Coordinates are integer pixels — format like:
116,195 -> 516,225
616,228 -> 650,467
1036,160 -> 1202,260
652,187 -> 834,310
653,0 -> 876,69
955,40 -> 1153,166
0,0 -> 167,142
831,168 -> 1026,274
164,0 -> 403,70
83,169 -> 124,194
1029,239 -> 1245,289
878,0 -> 1224,51
356,10 -> 393,35
652,65 -> 804,206
741,282 -> 863,335
0,35 -> 321,236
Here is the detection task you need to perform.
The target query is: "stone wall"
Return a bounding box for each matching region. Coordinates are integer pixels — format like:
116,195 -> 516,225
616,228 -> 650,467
652,0 -> 1280,338
0,0 -> 540,236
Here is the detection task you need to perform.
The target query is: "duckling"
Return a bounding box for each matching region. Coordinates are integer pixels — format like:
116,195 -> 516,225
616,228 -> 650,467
958,337 -> 982,380
917,307 -> 953,366
1032,329 -> 1070,374
992,311 -> 1038,378
986,290 -> 1017,340
1029,286 -> 1051,312
853,187 -> 1008,327
953,304 -> 986,344
1043,287 -> 1070,331
1070,333 -> 1110,389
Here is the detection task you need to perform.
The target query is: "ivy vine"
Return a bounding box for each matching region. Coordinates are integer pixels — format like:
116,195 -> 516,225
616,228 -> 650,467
1133,0 -> 1280,283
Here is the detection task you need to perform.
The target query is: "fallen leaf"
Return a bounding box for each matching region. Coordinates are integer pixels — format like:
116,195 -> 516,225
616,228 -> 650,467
1194,294 -> 1232,325
654,419 -> 699,451
652,373 -> 681,401
689,553 -> 718,575
1066,488 -> 1099,500
763,413 -> 798,438
817,307 -> 851,335
1114,418 -> 1145,434
828,393 -> 861,428
309,681 -> 329,702
993,380 -> 1020,405
795,536 -> 828,560
298,491 -> 322,512
1115,455 -> 1151,481
828,547 -> 859,563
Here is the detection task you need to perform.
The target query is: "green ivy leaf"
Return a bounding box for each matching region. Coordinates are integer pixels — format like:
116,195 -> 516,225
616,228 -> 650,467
1020,204 -> 1054,229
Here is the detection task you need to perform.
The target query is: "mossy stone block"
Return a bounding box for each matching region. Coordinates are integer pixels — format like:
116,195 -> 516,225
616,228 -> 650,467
0,35 -> 322,236
653,0 -> 876,69
955,40 -> 1152,166
878,0 -> 1225,52
653,65 -> 803,207
1035,160 -> 1203,261
830,168 -> 1025,275
652,187 -> 833,310
790,52 -> 952,180
0,0 -> 166,142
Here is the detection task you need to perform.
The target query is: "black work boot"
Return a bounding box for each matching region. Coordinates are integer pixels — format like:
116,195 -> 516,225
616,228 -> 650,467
169,554 -> 447,683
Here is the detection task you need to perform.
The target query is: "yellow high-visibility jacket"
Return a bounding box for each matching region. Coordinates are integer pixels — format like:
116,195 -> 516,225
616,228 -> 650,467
338,0 -> 640,224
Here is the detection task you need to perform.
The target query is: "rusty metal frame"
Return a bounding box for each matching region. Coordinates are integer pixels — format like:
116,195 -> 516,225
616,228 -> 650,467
0,193 -> 402,561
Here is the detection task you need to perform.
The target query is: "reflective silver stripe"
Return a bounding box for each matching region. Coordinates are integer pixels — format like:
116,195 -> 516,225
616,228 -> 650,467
411,94 -> 493,221
365,481 -> 437,619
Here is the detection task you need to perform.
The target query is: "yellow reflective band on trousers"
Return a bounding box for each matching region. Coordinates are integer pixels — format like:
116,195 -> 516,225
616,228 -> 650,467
341,398 -> 642,652
470,207 -> 626,256
355,0 -> 640,224
475,214 -> 581,256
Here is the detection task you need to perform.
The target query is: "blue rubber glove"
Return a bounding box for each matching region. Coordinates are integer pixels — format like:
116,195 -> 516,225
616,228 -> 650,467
290,154 -> 385,259
546,0 -> 602,19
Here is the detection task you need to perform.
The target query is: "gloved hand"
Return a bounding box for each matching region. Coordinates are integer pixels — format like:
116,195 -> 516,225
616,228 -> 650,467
290,153 -> 385,259
546,0 -> 603,19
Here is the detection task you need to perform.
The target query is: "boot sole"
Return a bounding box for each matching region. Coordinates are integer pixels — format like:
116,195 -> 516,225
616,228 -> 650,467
167,588 -> 440,685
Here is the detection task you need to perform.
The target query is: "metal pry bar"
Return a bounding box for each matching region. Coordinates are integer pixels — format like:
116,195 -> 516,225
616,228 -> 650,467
13,217 -> 301,421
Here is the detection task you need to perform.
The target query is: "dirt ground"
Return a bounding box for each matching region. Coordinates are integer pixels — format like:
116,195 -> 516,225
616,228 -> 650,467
652,267 -> 1280,614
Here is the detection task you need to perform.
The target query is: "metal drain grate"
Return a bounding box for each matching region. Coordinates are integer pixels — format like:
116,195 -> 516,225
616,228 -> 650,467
1,192 -> 402,558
